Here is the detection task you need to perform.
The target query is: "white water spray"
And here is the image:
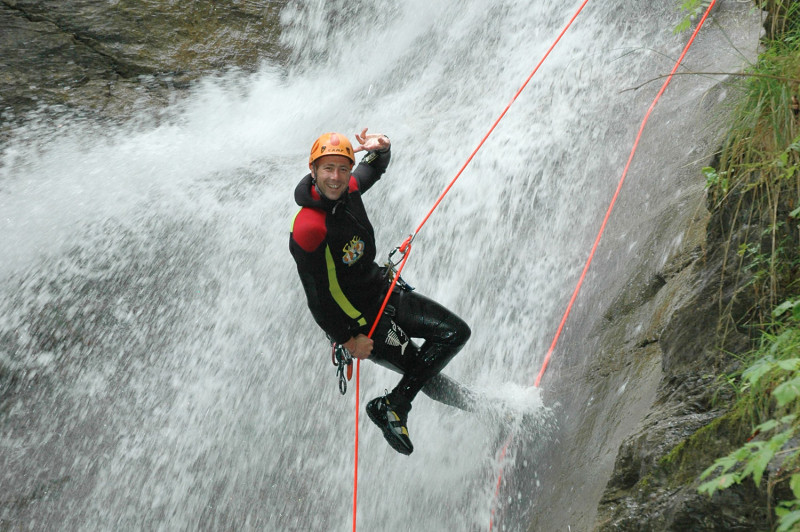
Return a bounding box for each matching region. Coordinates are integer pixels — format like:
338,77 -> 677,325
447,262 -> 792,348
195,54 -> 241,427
0,1 -> 761,530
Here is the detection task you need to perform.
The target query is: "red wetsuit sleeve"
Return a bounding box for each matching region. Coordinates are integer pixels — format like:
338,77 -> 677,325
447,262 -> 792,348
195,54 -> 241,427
290,207 -> 353,344
291,208 -> 327,252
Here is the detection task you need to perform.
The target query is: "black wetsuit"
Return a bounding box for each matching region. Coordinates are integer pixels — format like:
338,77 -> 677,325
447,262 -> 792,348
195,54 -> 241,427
289,147 -> 472,411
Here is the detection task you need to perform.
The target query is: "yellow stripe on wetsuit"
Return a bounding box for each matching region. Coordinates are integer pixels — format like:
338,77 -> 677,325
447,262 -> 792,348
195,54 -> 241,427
325,245 -> 367,327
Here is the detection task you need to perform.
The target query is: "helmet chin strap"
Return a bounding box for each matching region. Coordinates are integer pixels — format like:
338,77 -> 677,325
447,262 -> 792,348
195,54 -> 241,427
310,164 -> 323,196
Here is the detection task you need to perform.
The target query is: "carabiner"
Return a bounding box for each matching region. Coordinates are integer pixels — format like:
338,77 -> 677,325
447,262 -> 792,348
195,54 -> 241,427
331,343 -> 353,395
387,234 -> 414,267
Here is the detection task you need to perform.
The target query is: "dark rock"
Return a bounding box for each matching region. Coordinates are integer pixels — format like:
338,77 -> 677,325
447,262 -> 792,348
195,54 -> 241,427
593,137 -> 798,531
0,0 -> 287,136
591,159 -> 779,530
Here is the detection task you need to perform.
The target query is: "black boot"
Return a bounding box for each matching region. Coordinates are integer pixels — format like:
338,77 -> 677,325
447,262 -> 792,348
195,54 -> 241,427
366,394 -> 413,455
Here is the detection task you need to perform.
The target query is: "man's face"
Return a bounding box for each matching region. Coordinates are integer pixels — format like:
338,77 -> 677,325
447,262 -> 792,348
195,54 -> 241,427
311,155 -> 354,201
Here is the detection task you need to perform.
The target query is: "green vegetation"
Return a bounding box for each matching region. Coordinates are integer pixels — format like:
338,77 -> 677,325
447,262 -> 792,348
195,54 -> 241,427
683,1 -> 800,529
698,300 -> 800,531
675,0 -> 713,34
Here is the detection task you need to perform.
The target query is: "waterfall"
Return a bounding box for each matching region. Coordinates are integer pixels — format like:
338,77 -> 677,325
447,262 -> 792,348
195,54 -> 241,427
0,1 -> 762,530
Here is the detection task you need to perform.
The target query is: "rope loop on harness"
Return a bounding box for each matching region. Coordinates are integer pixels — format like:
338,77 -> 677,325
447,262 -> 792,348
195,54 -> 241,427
388,234 -> 415,267
398,234 -> 414,255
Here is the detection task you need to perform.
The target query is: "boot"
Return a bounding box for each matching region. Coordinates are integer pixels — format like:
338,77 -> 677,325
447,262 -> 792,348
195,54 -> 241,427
366,394 -> 413,455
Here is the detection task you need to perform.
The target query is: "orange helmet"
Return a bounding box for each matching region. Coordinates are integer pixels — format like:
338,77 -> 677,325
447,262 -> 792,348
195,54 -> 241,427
309,132 -> 355,165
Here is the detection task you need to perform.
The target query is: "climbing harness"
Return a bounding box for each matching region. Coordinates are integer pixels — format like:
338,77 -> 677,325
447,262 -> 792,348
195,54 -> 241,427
382,253 -> 415,293
331,342 -> 353,395
328,246 -> 417,396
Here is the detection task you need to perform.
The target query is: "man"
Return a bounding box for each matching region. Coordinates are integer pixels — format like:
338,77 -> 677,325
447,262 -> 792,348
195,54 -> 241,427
289,128 -> 473,455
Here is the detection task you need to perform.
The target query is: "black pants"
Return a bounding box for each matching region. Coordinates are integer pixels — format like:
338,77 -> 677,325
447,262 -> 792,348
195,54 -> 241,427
368,287 -> 474,412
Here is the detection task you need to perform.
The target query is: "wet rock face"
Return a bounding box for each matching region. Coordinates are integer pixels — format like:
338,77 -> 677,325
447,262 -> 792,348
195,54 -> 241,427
0,0 -> 286,131
593,179 -> 774,529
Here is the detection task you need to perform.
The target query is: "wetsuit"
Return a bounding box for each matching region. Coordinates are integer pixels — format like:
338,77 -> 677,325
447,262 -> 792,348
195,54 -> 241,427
289,147 -> 473,411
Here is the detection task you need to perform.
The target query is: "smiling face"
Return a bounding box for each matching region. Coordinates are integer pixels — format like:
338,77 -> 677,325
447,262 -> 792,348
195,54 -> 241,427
310,154 -> 354,201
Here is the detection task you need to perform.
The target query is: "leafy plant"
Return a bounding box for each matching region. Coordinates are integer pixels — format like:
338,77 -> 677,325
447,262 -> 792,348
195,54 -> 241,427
675,0 -> 713,34
686,1 -> 800,529
672,0 -> 711,34
698,415 -> 795,493
703,166 -> 729,194
698,299 -> 800,531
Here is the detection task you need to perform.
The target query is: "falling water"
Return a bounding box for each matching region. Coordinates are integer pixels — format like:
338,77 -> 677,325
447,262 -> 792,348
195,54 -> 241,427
1,1 -> 762,530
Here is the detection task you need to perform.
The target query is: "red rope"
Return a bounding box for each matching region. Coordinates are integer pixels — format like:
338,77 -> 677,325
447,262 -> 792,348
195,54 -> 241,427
350,1 -> 595,529
413,0 -> 592,238
353,361 -> 360,530
352,247 -> 413,531
489,1 -> 720,529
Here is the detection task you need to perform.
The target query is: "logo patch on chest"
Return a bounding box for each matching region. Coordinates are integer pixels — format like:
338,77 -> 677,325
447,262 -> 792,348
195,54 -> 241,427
342,236 -> 365,266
